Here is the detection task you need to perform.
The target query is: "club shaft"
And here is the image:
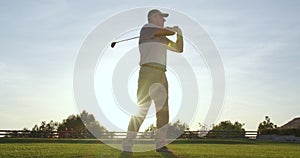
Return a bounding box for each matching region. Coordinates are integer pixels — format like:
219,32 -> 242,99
115,36 -> 139,43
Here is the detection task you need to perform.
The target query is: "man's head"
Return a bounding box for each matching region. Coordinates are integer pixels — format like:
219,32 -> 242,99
147,9 -> 169,27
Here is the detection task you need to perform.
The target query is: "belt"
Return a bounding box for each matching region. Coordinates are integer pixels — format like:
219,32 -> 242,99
141,63 -> 167,72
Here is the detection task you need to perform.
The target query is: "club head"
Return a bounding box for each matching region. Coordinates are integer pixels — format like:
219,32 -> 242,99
111,42 -> 116,48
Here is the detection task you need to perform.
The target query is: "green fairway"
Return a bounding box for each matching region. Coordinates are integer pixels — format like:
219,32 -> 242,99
0,139 -> 299,158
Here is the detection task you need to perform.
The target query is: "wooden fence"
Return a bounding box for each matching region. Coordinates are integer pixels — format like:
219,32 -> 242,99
0,130 -> 258,139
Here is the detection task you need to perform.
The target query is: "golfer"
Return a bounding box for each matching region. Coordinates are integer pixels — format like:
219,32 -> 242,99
122,9 -> 183,153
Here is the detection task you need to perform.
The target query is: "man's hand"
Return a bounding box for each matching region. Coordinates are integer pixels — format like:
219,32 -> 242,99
173,26 -> 181,33
166,26 -> 182,35
165,26 -> 183,53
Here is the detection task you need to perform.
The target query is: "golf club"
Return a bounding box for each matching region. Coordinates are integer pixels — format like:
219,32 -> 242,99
111,36 -> 139,48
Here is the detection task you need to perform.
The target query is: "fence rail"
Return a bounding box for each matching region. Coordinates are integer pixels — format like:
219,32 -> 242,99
0,130 -> 258,139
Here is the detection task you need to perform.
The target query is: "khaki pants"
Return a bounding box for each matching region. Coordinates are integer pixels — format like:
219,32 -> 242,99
123,65 -> 169,150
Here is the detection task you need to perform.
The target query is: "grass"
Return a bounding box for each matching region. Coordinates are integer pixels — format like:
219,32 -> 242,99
0,138 -> 300,158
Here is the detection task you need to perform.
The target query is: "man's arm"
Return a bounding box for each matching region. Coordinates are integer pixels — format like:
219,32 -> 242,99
166,26 -> 183,53
153,27 -> 176,37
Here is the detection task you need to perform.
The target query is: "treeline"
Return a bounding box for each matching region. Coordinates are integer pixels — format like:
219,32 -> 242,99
5,111 -> 279,139
5,111 -> 189,139
140,120 -> 247,139
6,111 -> 109,138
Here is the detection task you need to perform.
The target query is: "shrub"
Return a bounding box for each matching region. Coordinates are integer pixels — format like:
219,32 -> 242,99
206,121 -> 245,138
259,128 -> 279,135
259,128 -> 300,137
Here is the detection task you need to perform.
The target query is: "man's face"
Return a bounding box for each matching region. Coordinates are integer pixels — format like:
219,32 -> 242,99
152,14 -> 166,27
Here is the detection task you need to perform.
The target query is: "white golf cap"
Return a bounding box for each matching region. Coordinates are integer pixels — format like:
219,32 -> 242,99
147,9 -> 169,19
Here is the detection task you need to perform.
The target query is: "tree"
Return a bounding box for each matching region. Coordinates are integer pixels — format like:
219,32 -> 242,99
198,123 -> 211,137
258,116 -> 277,133
140,124 -> 156,139
57,110 -> 108,138
168,120 -> 189,139
80,110 -> 109,138
207,120 -> 245,138
198,123 -> 210,131
140,120 -> 189,139
30,120 -> 59,138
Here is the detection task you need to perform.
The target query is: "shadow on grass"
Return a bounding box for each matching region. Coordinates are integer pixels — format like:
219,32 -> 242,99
158,152 -> 179,158
118,151 -> 179,158
119,152 -> 133,158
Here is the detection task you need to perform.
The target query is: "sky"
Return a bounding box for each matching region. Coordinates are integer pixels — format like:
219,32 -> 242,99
0,0 -> 299,131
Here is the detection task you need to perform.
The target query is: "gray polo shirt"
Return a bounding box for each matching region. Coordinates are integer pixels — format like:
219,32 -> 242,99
139,23 -> 169,66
